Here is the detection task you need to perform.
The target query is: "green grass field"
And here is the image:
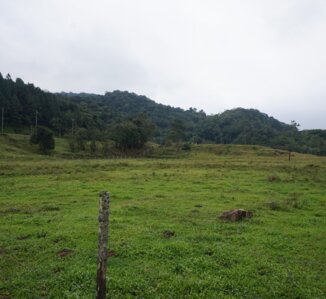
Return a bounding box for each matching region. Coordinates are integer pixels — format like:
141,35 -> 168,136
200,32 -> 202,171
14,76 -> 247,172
0,134 -> 325,298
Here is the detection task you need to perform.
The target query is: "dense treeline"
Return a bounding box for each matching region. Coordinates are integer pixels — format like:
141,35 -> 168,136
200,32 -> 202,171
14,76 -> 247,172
196,109 -> 326,155
0,73 -> 81,136
0,73 -> 325,155
63,90 -> 206,143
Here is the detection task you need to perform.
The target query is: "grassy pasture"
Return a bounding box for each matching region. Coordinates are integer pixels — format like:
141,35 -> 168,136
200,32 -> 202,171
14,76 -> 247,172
0,135 -> 325,298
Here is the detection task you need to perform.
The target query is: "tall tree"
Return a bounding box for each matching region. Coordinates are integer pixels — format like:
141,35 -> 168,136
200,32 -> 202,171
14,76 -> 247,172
30,126 -> 55,154
112,114 -> 154,150
168,119 -> 185,143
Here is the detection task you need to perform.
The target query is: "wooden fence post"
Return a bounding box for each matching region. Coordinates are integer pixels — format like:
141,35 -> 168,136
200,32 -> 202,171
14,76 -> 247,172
96,191 -> 110,299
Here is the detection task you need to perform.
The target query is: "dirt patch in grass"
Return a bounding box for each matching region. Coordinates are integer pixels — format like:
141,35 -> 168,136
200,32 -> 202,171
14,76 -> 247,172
108,250 -> 117,257
57,249 -> 74,257
194,204 -> 203,208
163,230 -> 175,238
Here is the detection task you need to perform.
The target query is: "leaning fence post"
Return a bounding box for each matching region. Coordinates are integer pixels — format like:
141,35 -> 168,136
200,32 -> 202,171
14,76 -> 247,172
96,191 -> 110,299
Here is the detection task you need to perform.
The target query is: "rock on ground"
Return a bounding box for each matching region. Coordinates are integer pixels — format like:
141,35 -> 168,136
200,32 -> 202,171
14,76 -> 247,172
219,209 -> 253,221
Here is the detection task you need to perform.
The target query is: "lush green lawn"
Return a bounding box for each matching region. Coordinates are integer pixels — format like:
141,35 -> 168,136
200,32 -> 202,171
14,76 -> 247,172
0,138 -> 325,298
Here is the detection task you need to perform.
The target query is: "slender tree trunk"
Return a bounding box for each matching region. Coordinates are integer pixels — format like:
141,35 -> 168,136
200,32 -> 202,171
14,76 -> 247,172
96,191 -> 110,299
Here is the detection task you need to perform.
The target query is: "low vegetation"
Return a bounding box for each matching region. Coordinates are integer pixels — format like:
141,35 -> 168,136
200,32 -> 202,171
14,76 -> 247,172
0,134 -> 325,298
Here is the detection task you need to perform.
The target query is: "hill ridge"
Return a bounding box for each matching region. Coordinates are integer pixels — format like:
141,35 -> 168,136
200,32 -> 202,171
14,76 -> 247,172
0,72 -> 325,155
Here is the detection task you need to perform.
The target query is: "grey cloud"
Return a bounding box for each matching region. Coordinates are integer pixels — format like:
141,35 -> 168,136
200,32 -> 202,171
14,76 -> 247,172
0,0 -> 325,129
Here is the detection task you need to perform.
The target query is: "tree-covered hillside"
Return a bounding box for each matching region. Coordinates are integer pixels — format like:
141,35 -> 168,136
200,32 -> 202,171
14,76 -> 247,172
0,73 -> 325,155
63,90 -> 206,143
0,73 -> 80,135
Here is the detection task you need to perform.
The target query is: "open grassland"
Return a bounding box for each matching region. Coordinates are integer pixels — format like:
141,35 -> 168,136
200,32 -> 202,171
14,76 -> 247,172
0,135 -> 325,298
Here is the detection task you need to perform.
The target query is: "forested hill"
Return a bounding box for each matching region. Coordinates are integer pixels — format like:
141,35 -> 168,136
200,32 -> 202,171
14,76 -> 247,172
61,90 -> 207,143
0,73 -> 325,155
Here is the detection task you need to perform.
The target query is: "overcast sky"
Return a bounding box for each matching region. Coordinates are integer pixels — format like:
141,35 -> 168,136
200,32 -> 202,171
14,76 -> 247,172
0,0 -> 325,129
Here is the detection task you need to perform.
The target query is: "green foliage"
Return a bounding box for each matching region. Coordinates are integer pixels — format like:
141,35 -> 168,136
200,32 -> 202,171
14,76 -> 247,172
89,140 -> 97,154
0,73 -> 80,134
0,73 -> 325,155
101,141 -> 109,157
68,128 -> 96,153
182,142 -> 192,151
30,126 -> 55,154
68,138 -> 76,153
111,114 -> 154,150
168,118 -> 186,143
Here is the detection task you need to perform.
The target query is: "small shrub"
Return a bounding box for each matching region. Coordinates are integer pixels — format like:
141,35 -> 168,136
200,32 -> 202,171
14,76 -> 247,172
30,126 -> 55,154
182,142 -> 191,151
